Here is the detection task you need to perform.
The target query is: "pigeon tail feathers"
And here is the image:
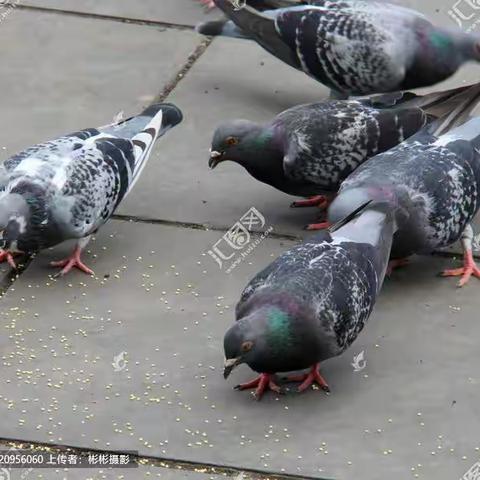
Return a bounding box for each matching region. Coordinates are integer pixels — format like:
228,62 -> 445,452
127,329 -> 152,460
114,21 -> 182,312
126,103 -> 183,193
427,83 -> 480,137
213,0 -> 302,69
329,199 -> 372,233
329,187 -> 406,237
196,19 -> 249,39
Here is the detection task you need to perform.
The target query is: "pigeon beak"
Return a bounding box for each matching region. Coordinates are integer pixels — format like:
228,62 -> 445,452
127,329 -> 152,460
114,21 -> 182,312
223,357 -> 241,379
209,150 -> 224,169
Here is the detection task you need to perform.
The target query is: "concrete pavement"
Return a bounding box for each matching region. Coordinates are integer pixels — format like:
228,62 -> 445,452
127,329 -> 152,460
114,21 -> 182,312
0,1 -> 480,480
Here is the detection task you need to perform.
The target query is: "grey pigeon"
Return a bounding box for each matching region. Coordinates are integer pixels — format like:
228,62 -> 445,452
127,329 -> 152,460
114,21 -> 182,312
224,200 -> 399,399
195,0 -> 312,12
209,85 -> 477,229
0,103 -> 183,276
328,84 -> 480,287
198,0 -> 480,97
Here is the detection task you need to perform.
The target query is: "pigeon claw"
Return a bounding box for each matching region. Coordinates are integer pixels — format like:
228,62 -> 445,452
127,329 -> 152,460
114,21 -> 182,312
291,195 -> 330,210
196,0 -> 216,10
234,373 -> 283,400
387,258 -> 410,276
0,250 -> 20,269
441,250 -> 480,288
51,248 -> 94,278
304,221 -> 331,231
286,363 -> 330,394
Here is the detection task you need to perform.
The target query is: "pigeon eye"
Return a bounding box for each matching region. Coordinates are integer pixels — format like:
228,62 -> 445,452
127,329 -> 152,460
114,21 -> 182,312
226,136 -> 239,146
241,341 -> 253,353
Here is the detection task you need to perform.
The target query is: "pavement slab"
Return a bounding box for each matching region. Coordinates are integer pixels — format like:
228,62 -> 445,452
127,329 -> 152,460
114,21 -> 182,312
0,220 -> 479,480
0,9 -> 201,155
1,2 -> 480,480
19,0 -> 222,27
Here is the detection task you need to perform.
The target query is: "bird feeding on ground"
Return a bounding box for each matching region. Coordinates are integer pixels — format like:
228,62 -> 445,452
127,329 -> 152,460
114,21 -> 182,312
0,103 -> 183,276
209,85 -> 478,229
223,200 -> 401,399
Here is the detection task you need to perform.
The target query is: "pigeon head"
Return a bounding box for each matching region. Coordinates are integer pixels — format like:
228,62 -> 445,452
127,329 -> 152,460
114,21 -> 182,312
430,28 -> 480,64
0,194 -> 31,252
209,120 -> 272,169
224,303 -> 318,377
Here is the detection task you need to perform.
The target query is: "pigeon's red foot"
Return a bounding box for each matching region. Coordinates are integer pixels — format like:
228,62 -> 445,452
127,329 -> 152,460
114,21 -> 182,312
234,373 -> 282,400
50,246 -> 94,278
0,250 -> 21,269
442,250 -> 480,287
196,0 -> 215,9
305,221 -> 331,231
286,363 -> 330,393
291,195 -> 330,210
387,257 -> 410,276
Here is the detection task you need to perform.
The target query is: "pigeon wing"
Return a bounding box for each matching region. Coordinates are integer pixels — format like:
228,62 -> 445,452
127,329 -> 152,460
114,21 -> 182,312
276,7 -> 409,94
48,134 -> 136,240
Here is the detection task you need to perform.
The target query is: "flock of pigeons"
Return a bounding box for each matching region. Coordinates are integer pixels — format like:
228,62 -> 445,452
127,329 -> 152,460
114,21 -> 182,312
200,0 -> 480,399
0,0 -> 479,400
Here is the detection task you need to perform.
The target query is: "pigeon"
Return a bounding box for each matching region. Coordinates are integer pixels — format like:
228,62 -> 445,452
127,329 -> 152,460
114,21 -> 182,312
0,103 -> 183,276
209,85 -> 477,229
224,199 -> 400,399
328,83 -> 480,287
195,0 -> 311,12
198,0 -> 480,97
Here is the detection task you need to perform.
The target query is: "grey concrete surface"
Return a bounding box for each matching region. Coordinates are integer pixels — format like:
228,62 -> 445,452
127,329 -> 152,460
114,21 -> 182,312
21,0 -> 222,27
0,9 -> 200,155
1,1 -> 480,480
0,221 -> 480,480
7,464 -> 228,480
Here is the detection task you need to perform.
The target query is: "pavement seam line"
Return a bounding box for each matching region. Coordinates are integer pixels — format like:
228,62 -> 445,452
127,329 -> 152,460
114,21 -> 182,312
5,2 -> 197,30
111,213 -> 300,241
153,37 -> 214,102
110,215 -> 480,259
0,438 -> 332,480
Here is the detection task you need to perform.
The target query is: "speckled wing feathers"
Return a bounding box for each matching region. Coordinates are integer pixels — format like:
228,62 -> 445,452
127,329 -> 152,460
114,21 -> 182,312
237,234 -> 379,354
278,101 -> 427,191
341,130 -> 480,254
